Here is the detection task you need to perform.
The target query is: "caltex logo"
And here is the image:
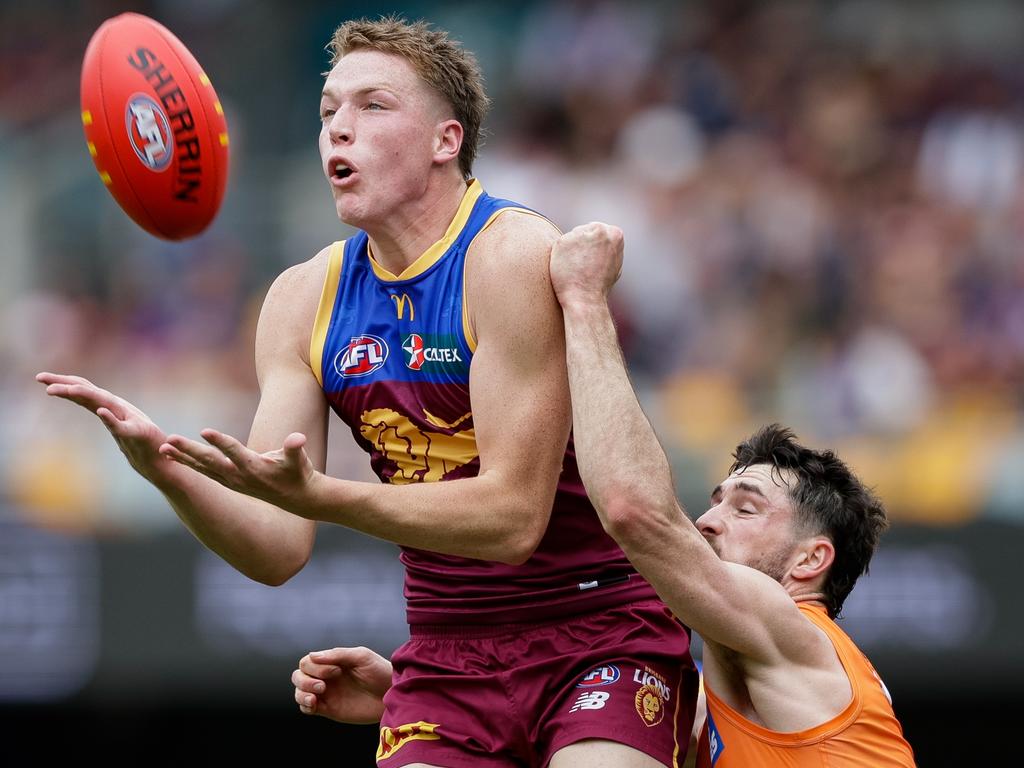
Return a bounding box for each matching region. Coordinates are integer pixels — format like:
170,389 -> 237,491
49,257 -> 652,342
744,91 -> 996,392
125,93 -> 173,171
401,333 -> 464,372
336,334 -> 389,377
403,333 -> 426,370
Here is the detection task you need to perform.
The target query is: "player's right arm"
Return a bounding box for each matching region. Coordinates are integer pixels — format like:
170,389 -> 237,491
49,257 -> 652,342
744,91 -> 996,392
36,250 -> 330,586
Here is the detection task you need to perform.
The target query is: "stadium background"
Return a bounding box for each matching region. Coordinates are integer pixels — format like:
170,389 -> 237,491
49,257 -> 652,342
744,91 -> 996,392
1,0 -> 1021,763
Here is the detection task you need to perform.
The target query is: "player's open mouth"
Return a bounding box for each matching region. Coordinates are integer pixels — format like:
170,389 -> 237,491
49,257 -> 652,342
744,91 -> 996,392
334,164 -> 352,180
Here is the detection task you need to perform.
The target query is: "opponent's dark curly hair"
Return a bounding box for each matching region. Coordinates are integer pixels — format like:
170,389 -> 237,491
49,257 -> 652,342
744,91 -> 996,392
731,424 -> 888,618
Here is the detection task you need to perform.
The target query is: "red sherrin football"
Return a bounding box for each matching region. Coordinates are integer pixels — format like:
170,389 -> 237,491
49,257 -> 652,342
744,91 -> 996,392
80,13 -> 229,240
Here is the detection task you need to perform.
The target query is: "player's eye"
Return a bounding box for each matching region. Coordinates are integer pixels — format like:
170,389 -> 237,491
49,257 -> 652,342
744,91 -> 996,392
320,108 -> 336,121
366,101 -> 384,111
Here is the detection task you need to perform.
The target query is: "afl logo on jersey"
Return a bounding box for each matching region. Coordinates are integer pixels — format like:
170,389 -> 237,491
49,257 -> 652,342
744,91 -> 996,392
336,334 -> 389,377
125,93 -> 173,172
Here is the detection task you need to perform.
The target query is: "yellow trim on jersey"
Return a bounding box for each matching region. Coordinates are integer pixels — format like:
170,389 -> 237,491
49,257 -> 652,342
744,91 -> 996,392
368,179 -> 485,282
460,206 -> 557,354
310,241 -> 345,387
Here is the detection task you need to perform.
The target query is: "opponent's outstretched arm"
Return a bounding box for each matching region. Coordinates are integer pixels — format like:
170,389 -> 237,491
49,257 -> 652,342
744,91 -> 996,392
549,224 -> 810,665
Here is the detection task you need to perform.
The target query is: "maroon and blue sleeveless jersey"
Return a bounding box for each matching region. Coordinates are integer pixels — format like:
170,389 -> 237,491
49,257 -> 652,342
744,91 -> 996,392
310,180 -> 655,625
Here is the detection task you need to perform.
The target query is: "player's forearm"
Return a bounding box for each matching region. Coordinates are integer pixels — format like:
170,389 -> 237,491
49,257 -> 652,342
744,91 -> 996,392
292,469 -> 554,565
153,463 -> 313,585
560,301 -> 683,539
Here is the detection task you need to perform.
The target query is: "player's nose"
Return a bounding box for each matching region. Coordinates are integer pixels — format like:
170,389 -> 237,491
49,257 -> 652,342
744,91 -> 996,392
328,110 -> 353,144
695,507 -> 722,536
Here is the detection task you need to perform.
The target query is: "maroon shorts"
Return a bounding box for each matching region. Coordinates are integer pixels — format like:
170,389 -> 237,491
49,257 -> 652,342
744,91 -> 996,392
376,599 -> 698,767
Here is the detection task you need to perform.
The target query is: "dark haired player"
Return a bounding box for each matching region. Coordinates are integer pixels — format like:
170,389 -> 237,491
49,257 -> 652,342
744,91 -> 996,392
294,223 -> 917,767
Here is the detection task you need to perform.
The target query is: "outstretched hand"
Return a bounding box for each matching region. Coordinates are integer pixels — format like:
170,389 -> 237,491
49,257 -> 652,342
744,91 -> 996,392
291,646 -> 392,723
36,372 -> 174,483
159,428 -> 317,510
549,222 -> 625,310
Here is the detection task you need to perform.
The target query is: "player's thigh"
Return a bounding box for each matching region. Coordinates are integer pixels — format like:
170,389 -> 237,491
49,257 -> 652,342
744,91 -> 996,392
548,739 -> 668,768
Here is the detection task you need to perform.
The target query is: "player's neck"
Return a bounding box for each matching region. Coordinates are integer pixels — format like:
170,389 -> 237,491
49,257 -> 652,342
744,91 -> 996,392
365,174 -> 469,276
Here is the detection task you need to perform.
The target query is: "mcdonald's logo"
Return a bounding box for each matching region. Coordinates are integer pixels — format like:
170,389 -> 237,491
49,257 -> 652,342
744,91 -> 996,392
391,293 -> 415,321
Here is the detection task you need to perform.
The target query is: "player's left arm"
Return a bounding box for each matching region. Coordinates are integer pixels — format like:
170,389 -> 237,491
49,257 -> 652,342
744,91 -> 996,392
552,223 -> 828,667
166,213 -> 567,565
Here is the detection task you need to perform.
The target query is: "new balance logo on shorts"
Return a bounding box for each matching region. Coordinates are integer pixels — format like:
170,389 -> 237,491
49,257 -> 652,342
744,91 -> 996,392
569,691 -> 610,712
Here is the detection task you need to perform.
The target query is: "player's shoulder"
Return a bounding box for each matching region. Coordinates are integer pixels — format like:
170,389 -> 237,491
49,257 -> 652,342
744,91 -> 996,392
469,207 -> 560,276
256,243 -> 340,362
258,243 -> 337,330
267,243 -> 334,299
480,206 -> 560,246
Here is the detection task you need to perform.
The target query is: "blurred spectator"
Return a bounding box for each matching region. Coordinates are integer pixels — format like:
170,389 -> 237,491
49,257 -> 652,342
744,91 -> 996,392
3,0 -> 1023,533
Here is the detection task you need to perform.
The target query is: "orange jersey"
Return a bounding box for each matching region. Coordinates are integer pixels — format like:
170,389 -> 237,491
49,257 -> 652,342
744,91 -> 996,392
696,603 -> 916,767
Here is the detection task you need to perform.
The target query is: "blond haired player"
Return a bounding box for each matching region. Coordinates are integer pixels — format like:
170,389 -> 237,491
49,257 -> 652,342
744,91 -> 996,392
40,18 -> 696,768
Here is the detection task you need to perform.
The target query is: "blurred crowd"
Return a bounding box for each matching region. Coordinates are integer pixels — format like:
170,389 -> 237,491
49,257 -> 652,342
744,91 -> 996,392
2,0 -> 1023,534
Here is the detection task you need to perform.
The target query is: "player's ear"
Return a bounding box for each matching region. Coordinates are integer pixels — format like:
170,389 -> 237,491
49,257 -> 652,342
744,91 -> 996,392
791,536 -> 834,581
433,119 -> 463,165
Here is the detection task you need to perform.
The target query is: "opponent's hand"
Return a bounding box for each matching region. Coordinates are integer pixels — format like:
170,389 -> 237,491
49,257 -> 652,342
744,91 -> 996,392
159,428 -> 317,510
549,222 -> 625,310
35,372 -> 174,483
292,646 -> 392,723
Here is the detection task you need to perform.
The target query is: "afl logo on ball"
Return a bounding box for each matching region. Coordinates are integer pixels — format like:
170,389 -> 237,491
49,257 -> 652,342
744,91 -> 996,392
125,93 -> 173,171
336,334 -> 389,377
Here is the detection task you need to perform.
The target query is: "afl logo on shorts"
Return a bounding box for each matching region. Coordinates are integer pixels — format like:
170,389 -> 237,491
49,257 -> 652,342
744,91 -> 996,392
125,94 -> 173,172
336,334 -> 389,377
576,664 -> 621,687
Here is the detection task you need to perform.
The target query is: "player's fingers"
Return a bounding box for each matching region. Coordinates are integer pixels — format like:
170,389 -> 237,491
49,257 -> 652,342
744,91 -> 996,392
300,654 -> 344,679
160,442 -> 220,477
40,375 -> 148,421
309,647 -> 382,671
96,407 -> 126,433
47,381 -> 126,414
36,372 -> 96,388
295,687 -> 319,713
291,669 -> 328,695
308,646 -> 370,668
282,432 -> 308,466
199,428 -> 247,459
165,434 -> 232,467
